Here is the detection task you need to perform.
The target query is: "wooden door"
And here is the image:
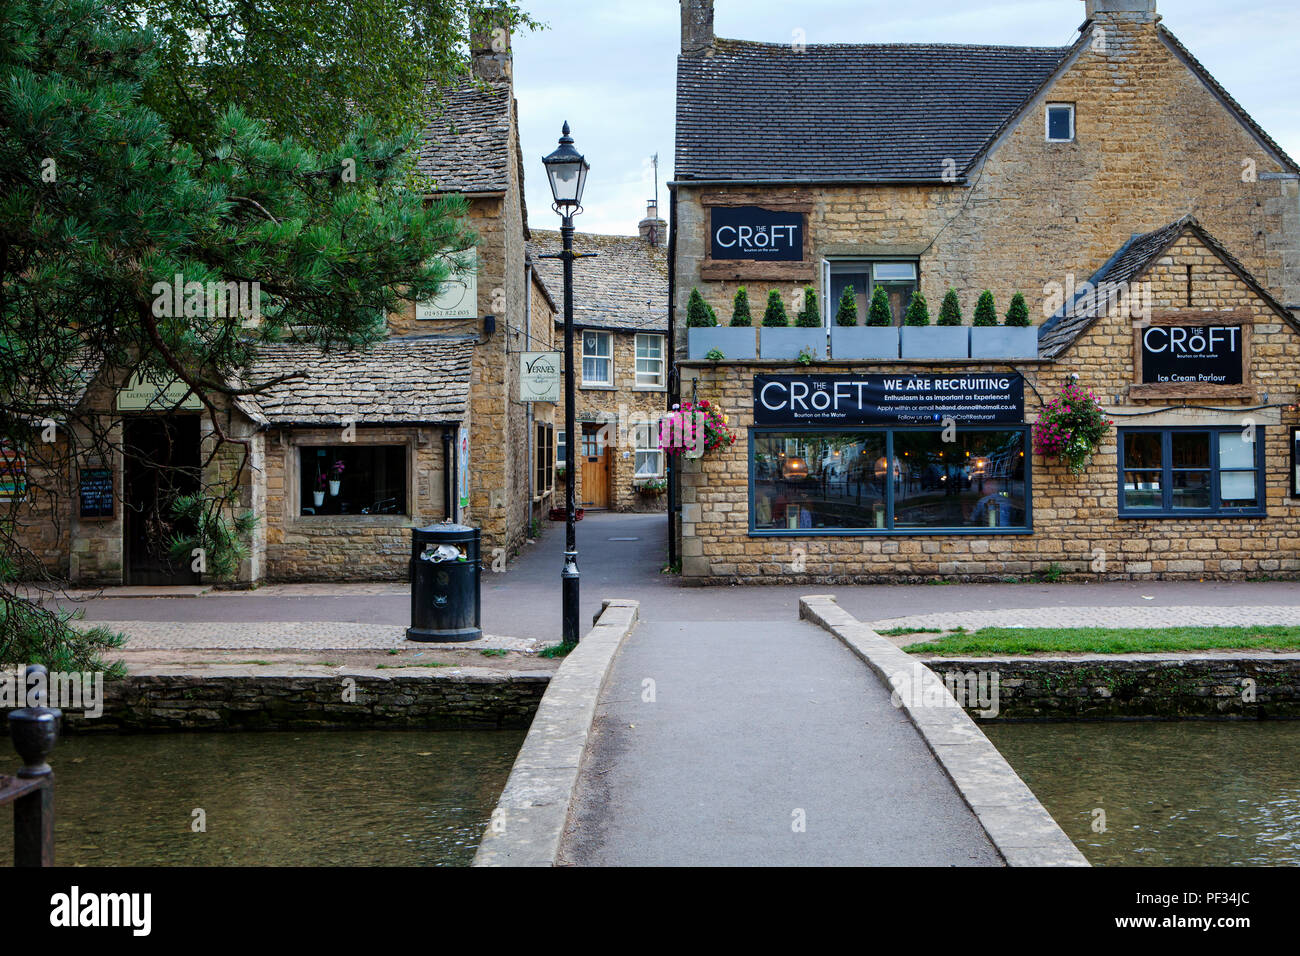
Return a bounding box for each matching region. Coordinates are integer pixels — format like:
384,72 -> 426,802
580,426 -> 609,509
124,416 -> 202,586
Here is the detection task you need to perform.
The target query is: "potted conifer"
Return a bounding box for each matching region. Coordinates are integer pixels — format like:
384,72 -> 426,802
900,290 -> 967,358
758,288 -> 823,359
686,288 -> 737,359
970,290 -> 1039,358
829,285 -> 899,359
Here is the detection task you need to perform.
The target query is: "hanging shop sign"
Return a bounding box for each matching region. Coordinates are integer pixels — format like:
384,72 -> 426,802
116,370 -> 203,411
1140,324 -> 1243,385
417,249 -> 478,320
753,373 -> 1024,426
519,351 -> 561,403
710,207 -> 804,262
78,467 -> 114,519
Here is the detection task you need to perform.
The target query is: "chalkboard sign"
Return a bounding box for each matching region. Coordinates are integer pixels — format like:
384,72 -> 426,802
79,467 -> 114,519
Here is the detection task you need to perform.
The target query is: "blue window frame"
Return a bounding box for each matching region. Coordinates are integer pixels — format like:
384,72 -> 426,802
1117,426 -> 1265,518
749,426 -> 1032,536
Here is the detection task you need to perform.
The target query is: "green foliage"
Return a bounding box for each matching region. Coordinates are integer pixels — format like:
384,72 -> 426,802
762,290 -> 789,327
167,495 -> 258,580
937,289 -> 963,326
1004,291 -> 1031,327
795,286 -> 821,328
796,347 -> 815,366
730,286 -> 752,327
973,290 -> 998,327
834,285 -> 858,326
540,642 -> 574,658
704,348 -> 724,362
867,286 -> 894,327
903,291 -> 931,327
904,624 -> 1300,656
116,1 -> 544,152
686,288 -> 718,327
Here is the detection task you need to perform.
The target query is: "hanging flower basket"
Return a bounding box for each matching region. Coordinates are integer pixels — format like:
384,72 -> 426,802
1032,382 -> 1113,474
659,400 -> 736,457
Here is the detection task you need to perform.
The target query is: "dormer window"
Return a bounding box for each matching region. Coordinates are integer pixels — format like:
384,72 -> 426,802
1046,104 -> 1075,142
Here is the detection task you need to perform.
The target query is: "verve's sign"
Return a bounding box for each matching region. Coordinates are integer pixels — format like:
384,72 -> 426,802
710,206 -> 804,262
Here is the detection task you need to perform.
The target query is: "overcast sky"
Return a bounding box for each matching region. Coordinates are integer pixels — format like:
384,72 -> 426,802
510,0 -> 1299,237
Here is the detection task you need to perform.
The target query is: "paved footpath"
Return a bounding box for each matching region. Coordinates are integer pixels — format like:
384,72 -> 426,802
561,616 -> 1001,866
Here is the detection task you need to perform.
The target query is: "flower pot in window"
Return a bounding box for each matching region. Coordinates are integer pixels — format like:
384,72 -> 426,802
328,480 -> 341,496
313,491 -> 325,507
688,327 -> 756,360
969,326 -> 1039,359
830,326 -> 899,360
900,326 -> 970,359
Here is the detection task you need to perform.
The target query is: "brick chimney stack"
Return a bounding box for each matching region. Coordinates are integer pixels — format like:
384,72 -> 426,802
681,0 -> 715,56
470,8 -> 513,81
1083,0 -> 1158,21
639,200 -> 667,247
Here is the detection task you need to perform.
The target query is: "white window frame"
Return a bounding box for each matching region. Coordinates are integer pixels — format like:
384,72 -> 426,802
1046,103 -> 1075,142
634,333 -> 665,388
581,331 -> 613,386
633,423 -> 664,478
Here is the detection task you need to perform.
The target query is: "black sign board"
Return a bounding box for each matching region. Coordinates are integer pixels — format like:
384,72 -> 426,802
1140,325 -> 1242,385
710,206 -> 804,261
79,467 -> 114,519
754,373 -> 1024,426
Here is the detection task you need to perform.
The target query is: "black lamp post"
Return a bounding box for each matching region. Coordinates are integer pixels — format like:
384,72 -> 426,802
542,122 -> 590,645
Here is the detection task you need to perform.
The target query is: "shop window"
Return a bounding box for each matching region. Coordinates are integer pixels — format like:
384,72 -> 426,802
557,429 -> 567,470
0,440 -> 27,502
751,428 -> 1028,533
1046,103 -> 1075,142
635,334 -> 665,388
1292,427 -> 1300,498
633,424 -> 663,478
1118,427 -> 1263,517
581,331 -> 612,386
299,445 -> 407,516
827,261 -> 918,327
535,422 -> 554,496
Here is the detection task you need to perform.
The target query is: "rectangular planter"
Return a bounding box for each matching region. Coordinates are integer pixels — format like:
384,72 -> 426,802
900,326 -> 970,359
830,326 -> 900,360
969,326 -> 1039,359
688,326 -> 756,360
759,327 -> 826,360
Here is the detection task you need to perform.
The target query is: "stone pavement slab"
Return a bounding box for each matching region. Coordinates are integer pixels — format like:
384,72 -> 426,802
75,620 -> 544,653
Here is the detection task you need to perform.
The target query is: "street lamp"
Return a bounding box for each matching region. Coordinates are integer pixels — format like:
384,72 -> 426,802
542,122 -> 590,645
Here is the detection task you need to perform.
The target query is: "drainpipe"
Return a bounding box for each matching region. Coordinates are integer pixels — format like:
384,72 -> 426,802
526,264 -> 535,517
666,184 -> 679,569
442,427 -> 455,522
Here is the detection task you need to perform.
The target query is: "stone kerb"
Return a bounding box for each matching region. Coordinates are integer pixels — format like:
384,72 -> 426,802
472,598 -> 640,867
799,594 -> 1089,867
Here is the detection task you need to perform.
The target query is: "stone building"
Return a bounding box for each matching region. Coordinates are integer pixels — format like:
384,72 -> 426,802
528,204 -> 670,513
670,0 -> 1300,583
7,23 -> 558,586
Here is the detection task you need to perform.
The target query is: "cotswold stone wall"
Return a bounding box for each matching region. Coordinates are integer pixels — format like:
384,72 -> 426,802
57,670 -> 548,732
554,329 -> 668,513
678,232 -> 1300,584
923,656 -> 1300,720
263,425 -> 452,582
673,14 -> 1300,360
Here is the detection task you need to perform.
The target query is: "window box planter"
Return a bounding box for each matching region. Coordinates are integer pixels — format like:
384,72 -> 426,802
900,326 -> 969,359
969,326 -> 1039,359
759,327 -> 826,360
830,326 -> 899,360
687,327 -> 756,360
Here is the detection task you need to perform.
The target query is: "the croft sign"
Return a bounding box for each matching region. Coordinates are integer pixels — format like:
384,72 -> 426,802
1140,325 -> 1242,385
753,374 -> 1024,426
710,207 -> 804,262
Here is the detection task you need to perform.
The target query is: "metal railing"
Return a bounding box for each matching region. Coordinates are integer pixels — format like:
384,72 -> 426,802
0,665 -> 60,866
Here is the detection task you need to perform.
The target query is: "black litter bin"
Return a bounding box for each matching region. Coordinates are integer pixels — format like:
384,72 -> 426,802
407,523 -> 482,642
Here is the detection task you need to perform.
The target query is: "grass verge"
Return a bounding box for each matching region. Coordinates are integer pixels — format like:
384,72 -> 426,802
903,625 -> 1300,655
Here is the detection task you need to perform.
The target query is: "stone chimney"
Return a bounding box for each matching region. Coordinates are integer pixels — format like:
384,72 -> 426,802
681,0 -> 715,56
1083,0 -> 1157,22
470,7 -> 512,81
639,200 -> 667,246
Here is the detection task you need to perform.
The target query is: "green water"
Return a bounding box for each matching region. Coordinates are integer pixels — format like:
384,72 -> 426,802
1,730 -> 523,867
985,721 -> 1300,866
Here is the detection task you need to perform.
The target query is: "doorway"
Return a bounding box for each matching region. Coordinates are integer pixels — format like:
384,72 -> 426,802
123,416 -> 202,586
580,424 -> 610,510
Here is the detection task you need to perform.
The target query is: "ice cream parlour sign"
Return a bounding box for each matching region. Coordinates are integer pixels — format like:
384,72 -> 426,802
754,374 -> 1024,426
1140,324 -> 1243,385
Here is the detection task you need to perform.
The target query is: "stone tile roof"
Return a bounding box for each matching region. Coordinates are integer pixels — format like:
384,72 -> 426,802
416,79 -> 513,193
527,231 -> 668,333
675,38 -> 1070,182
244,337 -> 474,425
1037,216 -> 1298,358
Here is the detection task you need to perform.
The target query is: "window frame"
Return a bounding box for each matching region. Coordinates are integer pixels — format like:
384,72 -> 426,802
1292,426 -> 1300,498
634,333 -> 665,389
748,425 -> 1033,536
632,423 -> 664,478
1116,426 -> 1266,518
1045,103 -> 1075,142
534,422 -> 554,497
295,443 -> 410,519
581,330 -> 613,387
824,259 -> 920,328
